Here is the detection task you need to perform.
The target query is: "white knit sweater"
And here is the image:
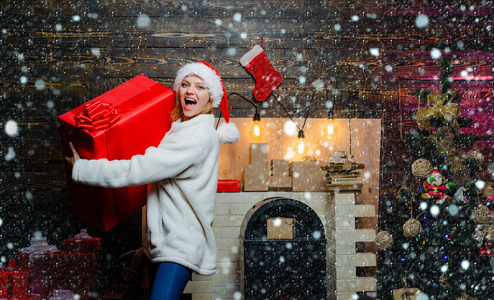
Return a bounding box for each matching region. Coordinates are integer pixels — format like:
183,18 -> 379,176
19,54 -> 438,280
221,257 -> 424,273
72,114 -> 219,275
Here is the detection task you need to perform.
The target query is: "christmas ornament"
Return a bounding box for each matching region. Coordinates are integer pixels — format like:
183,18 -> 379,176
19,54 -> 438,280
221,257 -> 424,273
393,279 -> 427,300
240,45 -> 283,102
376,231 -> 393,250
472,204 -> 491,225
483,225 -> 494,242
415,91 -> 460,130
467,147 -> 484,167
453,187 -> 468,203
421,168 -> 454,200
473,227 -> 485,243
450,155 -> 471,187
481,182 -> 494,199
427,126 -> 456,158
412,158 -> 433,179
403,218 -> 422,239
393,288 -> 424,300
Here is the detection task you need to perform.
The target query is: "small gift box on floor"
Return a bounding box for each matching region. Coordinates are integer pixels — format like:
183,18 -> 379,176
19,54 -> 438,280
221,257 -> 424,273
18,237 -> 60,298
0,259 -> 31,300
45,252 -> 98,300
267,217 -> 296,239
48,290 -> 73,300
63,229 -> 102,253
58,75 -> 175,231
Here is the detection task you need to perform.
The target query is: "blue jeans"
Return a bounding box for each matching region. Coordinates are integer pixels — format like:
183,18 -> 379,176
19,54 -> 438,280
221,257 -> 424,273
149,262 -> 192,300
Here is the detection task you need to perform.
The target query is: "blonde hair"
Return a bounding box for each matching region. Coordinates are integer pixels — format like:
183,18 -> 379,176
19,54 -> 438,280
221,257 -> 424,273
170,94 -> 214,123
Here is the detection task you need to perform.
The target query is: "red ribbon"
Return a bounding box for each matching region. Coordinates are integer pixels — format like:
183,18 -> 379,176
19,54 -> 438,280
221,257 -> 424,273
75,99 -> 121,131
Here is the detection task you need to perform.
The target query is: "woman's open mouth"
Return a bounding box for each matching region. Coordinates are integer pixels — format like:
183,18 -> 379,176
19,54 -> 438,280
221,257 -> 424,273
184,98 -> 197,110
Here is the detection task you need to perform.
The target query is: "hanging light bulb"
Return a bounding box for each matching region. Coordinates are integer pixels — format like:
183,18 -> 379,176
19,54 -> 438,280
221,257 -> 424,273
297,130 -> 305,154
227,92 -> 264,141
327,109 -> 337,136
249,112 -> 264,140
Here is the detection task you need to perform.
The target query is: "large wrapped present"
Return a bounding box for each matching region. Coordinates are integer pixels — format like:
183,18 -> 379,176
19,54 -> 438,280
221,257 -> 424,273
58,75 -> 175,231
0,259 -> 31,300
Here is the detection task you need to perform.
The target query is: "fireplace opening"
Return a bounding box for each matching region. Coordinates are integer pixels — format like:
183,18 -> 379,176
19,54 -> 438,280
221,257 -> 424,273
240,197 -> 327,299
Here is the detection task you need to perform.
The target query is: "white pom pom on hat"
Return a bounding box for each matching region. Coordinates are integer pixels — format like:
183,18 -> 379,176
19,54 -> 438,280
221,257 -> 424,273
173,62 -> 240,143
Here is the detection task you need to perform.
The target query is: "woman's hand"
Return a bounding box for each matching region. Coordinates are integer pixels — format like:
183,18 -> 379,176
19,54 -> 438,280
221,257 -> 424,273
65,142 -> 81,166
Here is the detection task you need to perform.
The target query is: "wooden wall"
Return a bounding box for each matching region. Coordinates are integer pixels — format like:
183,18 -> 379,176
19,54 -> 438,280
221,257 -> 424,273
1,0 -> 493,293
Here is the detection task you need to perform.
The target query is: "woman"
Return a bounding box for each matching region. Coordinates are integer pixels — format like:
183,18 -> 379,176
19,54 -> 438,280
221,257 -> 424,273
66,62 -> 239,299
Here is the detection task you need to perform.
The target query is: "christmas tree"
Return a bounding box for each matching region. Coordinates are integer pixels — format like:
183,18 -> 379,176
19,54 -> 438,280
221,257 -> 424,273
377,57 -> 494,299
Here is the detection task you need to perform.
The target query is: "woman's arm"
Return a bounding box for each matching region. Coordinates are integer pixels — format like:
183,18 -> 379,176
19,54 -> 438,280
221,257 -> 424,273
71,133 -> 209,188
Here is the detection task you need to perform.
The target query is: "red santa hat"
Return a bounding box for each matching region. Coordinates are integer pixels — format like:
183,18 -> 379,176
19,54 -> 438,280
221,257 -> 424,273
173,62 -> 240,143
432,168 -> 440,174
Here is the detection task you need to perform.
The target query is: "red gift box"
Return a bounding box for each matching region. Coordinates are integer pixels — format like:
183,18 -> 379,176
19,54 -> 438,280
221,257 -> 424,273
44,253 -> 98,300
18,237 -> 60,298
0,259 -> 31,300
58,75 -> 175,231
217,180 -> 241,192
63,230 -> 101,253
18,252 -> 97,300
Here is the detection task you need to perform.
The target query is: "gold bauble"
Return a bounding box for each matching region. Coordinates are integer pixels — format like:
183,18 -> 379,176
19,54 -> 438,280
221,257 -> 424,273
472,204 -> 491,225
484,225 -> 494,243
467,148 -> 484,165
376,231 -> 394,250
412,158 -> 433,179
403,218 -> 422,239
482,182 -> 494,198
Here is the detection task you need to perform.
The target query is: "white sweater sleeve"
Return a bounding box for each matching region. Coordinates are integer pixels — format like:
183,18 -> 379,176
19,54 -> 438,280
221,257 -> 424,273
72,132 -> 206,188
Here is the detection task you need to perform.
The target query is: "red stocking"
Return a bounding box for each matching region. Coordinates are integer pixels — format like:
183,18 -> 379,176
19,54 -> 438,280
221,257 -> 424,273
240,45 -> 283,101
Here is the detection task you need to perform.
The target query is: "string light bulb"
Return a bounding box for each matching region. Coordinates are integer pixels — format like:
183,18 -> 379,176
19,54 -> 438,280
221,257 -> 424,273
297,130 -> 305,154
249,111 -> 264,141
327,109 -> 337,136
227,92 -> 263,141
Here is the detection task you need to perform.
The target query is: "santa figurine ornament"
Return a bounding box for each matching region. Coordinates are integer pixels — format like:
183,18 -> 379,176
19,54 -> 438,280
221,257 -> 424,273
421,168 -> 454,200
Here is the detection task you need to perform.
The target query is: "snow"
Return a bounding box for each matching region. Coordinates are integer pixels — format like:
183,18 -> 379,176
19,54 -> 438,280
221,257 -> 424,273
430,48 -> 442,60
283,120 -> 298,137
137,14 -> 151,28
430,205 -> 440,216
461,260 -> 470,270
35,79 -> 46,90
5,120 -> 18,137
415,14 -> 429,28
233,13 -> 242,22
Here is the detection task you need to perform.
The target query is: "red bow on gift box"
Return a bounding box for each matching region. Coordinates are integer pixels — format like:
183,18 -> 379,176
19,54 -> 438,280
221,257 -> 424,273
75,99 -> 121,131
